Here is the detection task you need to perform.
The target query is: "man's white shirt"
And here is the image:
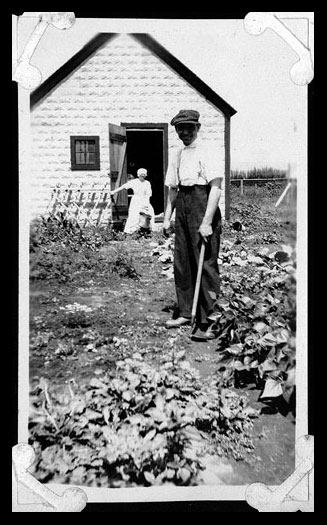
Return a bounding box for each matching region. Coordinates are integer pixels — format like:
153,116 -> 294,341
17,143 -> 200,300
165,138 -> 223,188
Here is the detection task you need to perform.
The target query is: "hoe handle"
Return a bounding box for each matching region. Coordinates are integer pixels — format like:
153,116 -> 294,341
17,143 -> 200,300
191,241 -> 205,326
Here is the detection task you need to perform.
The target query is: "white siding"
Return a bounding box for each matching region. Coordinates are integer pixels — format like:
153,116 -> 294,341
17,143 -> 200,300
30,33 -> 226,221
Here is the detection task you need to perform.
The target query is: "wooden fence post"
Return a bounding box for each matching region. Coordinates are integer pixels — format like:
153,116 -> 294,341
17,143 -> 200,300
240,179 -> 244,196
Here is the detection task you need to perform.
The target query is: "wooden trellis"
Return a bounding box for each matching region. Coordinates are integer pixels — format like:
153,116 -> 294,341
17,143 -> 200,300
46,182 -> 114,227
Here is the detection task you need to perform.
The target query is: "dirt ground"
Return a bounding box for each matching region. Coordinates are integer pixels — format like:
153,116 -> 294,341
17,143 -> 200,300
29,182 -> 297,486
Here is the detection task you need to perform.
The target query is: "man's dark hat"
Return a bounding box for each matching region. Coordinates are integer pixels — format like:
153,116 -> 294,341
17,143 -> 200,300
170,109 -> 200,126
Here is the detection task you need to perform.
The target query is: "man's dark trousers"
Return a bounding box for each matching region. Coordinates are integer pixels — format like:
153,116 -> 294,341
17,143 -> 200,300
174,185 -> 221,325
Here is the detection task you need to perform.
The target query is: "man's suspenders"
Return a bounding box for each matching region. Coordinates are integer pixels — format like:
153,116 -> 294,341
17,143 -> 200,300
176,148 -> 183,187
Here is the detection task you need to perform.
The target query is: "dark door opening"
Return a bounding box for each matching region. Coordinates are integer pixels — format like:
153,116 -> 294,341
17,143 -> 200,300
124,129 -> 165,215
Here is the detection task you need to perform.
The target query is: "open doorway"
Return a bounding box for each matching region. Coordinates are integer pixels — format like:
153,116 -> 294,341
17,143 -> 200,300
122,124 -> 168,216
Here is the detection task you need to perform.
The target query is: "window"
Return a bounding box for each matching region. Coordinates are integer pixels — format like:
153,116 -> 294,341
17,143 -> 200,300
70,136 -> 100,170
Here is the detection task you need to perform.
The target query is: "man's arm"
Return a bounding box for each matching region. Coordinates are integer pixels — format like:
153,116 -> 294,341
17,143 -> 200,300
163,187 -> 178,233
198,178 -> 222,242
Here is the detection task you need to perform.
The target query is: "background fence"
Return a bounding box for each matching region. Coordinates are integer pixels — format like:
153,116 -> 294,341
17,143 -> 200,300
231,167 -> 287,180
231,177 -> 287,195
230,167 -> 288,195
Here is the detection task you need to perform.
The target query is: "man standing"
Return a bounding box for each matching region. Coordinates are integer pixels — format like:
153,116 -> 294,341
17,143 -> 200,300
163,109 -> 222,339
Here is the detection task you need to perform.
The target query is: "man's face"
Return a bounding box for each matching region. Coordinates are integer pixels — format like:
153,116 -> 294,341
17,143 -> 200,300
175,123 -> 200,146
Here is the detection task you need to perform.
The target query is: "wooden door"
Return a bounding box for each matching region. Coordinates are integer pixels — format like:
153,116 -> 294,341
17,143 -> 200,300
109,123 -> 128,211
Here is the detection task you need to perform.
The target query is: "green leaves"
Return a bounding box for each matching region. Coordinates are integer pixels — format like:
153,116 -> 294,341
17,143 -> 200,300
213,242 -> 296,404
259,377 -> 284,399
178,467 -> 192,483
143,429 -> 157,442
257,333 -> 278,347
253,321 -> 268,333
226,343 -> 244,355
30,214 -> 139,284
144,471 -> 156,483
29,348 -> 259,487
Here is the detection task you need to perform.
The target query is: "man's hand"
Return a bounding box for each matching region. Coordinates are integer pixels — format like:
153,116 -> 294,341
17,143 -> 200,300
163,218 -> 171,237
198,221 -> 212,242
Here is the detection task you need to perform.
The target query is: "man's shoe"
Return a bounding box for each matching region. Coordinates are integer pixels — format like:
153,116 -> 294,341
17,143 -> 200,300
165,317 -> 191,328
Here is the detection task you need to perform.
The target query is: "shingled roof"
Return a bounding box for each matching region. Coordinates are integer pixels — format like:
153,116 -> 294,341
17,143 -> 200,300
30,32 -> 237,117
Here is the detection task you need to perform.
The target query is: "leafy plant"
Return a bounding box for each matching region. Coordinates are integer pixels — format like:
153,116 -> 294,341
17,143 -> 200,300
31,213 -> 108,251
210,245 -> 296,407
29,351 -> 258,487
108,248 -> 140,280
30,214 -> 139,282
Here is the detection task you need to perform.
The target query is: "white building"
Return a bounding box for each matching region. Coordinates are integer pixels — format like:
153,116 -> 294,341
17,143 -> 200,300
30,32 -> 237,224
